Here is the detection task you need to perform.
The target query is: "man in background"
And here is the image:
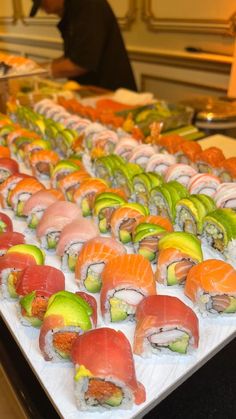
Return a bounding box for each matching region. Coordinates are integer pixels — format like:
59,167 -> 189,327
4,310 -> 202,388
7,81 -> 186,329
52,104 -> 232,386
29,0 -> 137,91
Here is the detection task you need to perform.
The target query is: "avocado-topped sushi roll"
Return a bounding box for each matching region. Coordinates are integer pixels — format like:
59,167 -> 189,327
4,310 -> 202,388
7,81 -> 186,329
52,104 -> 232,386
39,290 -> 94,361
73,178 -> 108,216
175,194 -> 216,235
16,265 -> 65,327
134,295 -> 199,356
202,208 -> 236,262
185,259 -> 236,315
0,244 -> 45,299
56,128 -> 78,156
75,237 -> 126,293
113,162 -> 143,199
93,155 -> 125,186
149,180 -> 189,221
50,159 -> 82,188
71,328 -> 146,410
100,254 -> 156,323
94,191 -> 126,234
110,203 -> 149,244
156,232 -> 203,286
132,172 -> 163,206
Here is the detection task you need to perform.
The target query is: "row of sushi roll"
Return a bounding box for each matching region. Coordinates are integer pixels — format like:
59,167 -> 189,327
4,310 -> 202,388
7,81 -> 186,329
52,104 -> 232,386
1,100 -> 236,412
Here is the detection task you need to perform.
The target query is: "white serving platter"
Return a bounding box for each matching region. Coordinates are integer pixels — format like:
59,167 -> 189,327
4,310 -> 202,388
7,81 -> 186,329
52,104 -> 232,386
0,208 -> 236,419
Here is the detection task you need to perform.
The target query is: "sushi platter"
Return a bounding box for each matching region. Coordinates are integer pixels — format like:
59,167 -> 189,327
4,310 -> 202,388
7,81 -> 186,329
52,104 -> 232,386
0,96 -> 236,419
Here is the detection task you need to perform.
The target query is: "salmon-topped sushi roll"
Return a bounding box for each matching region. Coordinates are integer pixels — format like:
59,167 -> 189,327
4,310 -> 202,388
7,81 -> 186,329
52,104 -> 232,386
0,157 -> 19,184
9,177 -> 45,217
73,178 -> 108,216
58,170 -> 90,201
110,203 -> 149,244
29,150 -> 60,180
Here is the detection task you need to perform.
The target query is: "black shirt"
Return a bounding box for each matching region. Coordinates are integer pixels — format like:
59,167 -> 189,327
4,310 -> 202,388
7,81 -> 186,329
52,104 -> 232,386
58,0 -> 137,91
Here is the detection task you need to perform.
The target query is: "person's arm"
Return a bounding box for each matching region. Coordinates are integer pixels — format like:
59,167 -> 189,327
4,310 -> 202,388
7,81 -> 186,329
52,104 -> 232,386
42,56 -> 87,79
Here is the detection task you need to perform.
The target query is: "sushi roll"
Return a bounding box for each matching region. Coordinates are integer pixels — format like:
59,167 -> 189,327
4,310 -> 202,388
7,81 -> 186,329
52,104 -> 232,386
128,144 -> 156,169
57,170 -> 90,201
0,232 -> 25,256
132,172 -> 163,206
93,155 -> 125,186
156,232 -> 203,286
185,259 -> 236,315
149,181 -> 189,220
73,178 -> 108,216
145,153 -> 176,176
110,203 -> 149,244
175,194 -> 216,235
70,328 -> 146,410
100,254 -> 156,323
23,188 -> 64,229
157,134 -> 185,154
39,290 -> 94,361
187,173 -> 221,197
0,212 -> 13,233
9,177 -> 45,217
56,128 -> 78,156
0,157 -> 19,184
93,191 -> 126,234
56,218 -> 99,271
0,172 -> 32,208
114,136 -> 139,160
218,157 -> 236,182
202,208 -> 236,261
75,236 -> 126,293
214,183 -> 236,210
112,162 -> 143,199
164,164 -> 197,187
50,159 -> 82,188
132,215 -> 173,262
81,122 -> 105,150
16,265 -> 65,327
29,149 -> 60,180
133,295 -> 199,356
0,244 -> 45,299
24,139 -> 51,167
76,291 -> 97,327
194,147 -> 225,174
92,129 -> 119,154
36,201 -> 82,250
177,141 -> 202,165
0,145 -> 10,158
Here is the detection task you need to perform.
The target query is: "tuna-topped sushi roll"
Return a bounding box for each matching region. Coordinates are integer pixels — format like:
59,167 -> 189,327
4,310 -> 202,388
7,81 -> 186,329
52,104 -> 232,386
218,157 -> 236,182
164,164 -> 197,187
58,170 -> 90,201
73,178 -> 108,217
145,153 -> 176,176
214,183 -> 236,211
16,265 -> 65,327
9,177 -> 45,217
134,295 -> 199,356
93,191 -> 126,234
100,254 -> 156,323
56,218 -> 99,271
149,180 -> 189,221
23,188 -> 64,229
29,149 -> 59,180
71,328 -> 146,411
39,290 -> 94,361
156,232 -> 203,286
0,172 -> 31,209
202,208 -> 236,262
128,144 -> 156,169
0,232 -> 25,256
50,159 -> 82,189
132,172 -> 163,206
132,215 -> 173,262
188,173 -> 221,197
0,157 -> 19,184
0,244 -> 45,299
112,162 -> 143,199
36,201 -> 82,251
110,203 -> 149,245
194,146 -> 225,174
0,212 -> 13,234
175,194 -> 216,235
75,236 -> 126,293
185,259 -> 236,315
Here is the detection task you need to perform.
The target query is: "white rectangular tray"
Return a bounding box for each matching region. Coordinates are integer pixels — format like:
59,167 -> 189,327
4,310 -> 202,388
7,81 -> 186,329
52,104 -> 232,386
0,209 -> 236,419
198,134 -> 236,157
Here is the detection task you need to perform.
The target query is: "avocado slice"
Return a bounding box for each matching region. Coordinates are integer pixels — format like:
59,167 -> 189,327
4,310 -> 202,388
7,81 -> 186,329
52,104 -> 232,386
81,198 -> 91,217
110,297 -> 128,322
138,247 -> 156,261
16,200 -> 26,217
168,334 -> 189,354
0,220 -> 7,233
167,262 -> 179,286
47,233 -> 59,250
119,229 -> 132,244
105,389 -> 123,407
7,272 -> 18,298
28,213 -> 39,229
224,296 -> 236,313
84,272 -> 101,293
68,254 -> 77,272
99,217 -> 108,234
7,244 -> 45,265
